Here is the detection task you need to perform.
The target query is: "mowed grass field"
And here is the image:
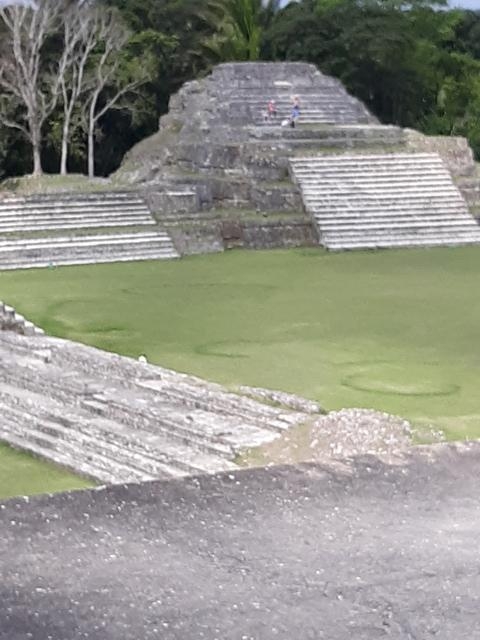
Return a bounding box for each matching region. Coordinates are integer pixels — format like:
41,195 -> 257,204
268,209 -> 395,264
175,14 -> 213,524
0,443 -> 93,500
0,246 -> 479,497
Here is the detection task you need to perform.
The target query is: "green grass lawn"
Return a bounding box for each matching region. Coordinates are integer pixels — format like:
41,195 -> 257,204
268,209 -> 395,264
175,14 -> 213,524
0,443 -> 93,500
0,245 -> 479,498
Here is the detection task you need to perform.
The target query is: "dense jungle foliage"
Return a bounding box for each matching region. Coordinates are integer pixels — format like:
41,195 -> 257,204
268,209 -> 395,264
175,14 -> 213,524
1,0 -> 480,178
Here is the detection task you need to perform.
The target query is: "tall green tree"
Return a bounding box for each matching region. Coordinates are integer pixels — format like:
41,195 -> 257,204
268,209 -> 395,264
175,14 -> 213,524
264,0 -> 459,127
454,10 -> 480,60
202,0 -> 281,62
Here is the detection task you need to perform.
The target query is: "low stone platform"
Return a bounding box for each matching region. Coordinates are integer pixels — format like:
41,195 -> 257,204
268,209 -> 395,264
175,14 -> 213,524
0,329 -> 322,483
1,442 -> 479,639
0,192 -> 179,269
0,312 -> 418,485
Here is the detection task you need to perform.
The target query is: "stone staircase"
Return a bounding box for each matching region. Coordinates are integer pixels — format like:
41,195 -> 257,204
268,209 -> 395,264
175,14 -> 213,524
225,92 -> 369,126
0,330 -> 317,483
210,62 -> 375,126
117,61 -> 480,253
0,191 -> 155,232
0,192 -> 179,269
290,153 -> 480,250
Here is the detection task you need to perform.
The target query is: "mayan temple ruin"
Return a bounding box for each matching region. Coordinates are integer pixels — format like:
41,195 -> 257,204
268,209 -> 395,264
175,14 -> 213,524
0,62 -> 479,269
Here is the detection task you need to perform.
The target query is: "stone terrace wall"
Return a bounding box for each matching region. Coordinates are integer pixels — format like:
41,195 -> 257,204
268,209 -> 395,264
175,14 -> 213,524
406,129 -> 480,219
406,129 -> 476,177
0,301 -> 44,336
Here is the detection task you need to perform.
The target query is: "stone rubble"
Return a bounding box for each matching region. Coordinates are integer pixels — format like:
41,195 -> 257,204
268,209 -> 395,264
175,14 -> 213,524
239,407 -> 429,468
312,408 -> 415,459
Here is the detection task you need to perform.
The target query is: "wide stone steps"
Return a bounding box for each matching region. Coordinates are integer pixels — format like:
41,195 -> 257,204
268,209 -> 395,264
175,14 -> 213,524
0,230 -> 170,249
0,252 -> 175,271
82,382 -> 296,451
2,370 -> 229,467
80,415 -> 236,475
255,115 -> 363,126
303,186 -> 463,198
302,189 -> 463,199
224,91 -> 357,99
81,396 -> 240,459
326,234 -> 480,250
294,167 -> 462,178
316,206 -> 466,218
292,151 -> 441,162
321,225 -> 480,238
44,349 -> 303,435
225,96 -> 363,107
0,427 -> 126,485
318,218 -> 479,231
0,376 -> 238,481
305,195 -> 465,206
290,152 -> 480,249
0,196 -> 147,211
0,404 -> 156,484
0,231 -> 179,270
1,357 -> 280,463
0,330 -> 315,483
131,381 -> 301,433
225,94 -> 369,125
0,393 -> 234,481
294,172 -> 459,182
0,217 -> 154,233
0,190 -> 180,269
0,194 -> 155,234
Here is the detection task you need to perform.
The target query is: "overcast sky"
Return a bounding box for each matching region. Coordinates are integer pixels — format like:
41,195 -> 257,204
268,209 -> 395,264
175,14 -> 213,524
450,0 -> 480,6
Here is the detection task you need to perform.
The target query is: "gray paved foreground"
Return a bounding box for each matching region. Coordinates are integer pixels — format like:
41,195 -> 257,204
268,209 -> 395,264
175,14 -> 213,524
1,442 -> 480,639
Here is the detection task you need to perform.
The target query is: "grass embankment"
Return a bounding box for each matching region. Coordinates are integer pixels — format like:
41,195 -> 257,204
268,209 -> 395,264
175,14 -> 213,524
0,173 -> 128,195
1,247 -> 479,447
0,444 -> 93,500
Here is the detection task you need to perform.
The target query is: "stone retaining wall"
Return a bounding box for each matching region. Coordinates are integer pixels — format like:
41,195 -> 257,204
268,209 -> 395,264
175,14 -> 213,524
167,217 -> 316,255
0,301 -> 44,336
406,129 -> 475,176
241,218 -> 317,249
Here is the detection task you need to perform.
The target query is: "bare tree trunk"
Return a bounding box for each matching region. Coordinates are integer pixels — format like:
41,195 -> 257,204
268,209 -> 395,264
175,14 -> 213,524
58,4 -> 100,177
87,114 -> 95,178
0,1 -> 61,177
32,148 -> 43,176
81,8 -> 148,179
32,130 -> 43,176
60,120 -> 70,175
